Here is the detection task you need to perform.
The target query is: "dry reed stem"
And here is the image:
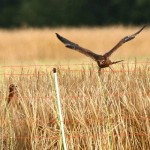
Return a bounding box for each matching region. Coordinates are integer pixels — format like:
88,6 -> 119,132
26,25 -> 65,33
0,63 -> 150,149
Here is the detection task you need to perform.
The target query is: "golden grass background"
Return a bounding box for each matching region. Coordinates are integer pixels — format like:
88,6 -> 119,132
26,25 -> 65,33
0,26 -> 149,64
0,26 -> 150,149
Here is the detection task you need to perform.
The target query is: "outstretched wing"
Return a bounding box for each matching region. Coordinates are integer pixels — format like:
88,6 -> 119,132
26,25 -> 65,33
104,25 -> 146,57
56,33 -> 103,60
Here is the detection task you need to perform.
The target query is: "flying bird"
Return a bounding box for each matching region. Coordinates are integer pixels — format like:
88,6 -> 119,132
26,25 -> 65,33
56,25 -> 146,71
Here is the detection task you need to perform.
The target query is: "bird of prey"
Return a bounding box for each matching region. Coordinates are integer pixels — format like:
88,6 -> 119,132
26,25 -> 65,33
7,84 -> 18,105
56,25 -> 146,71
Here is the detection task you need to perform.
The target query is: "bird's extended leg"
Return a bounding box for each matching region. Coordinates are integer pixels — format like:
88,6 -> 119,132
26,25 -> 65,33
98,67 -> 101,76
110,60 -> 124,72
109,66 -> 114,72
96,61 -> 102,76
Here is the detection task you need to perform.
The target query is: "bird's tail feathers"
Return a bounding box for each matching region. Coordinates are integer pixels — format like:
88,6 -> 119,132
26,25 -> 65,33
112,60 -> 124,65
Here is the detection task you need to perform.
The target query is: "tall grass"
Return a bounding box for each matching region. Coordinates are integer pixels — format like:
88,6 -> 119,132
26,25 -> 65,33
0,63 -> 150,149
0,26 -> 149,149
0,26 -> 149,64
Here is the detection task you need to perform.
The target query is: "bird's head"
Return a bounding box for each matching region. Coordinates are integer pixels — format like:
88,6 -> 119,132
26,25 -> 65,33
9,84 -> 17,92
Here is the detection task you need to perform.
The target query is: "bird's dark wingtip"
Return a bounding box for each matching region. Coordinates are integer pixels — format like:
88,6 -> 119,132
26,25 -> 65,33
142,24 -> 147,30
139,24 -> 147,33
55,33 -> 62,40
55,33 -> 59,37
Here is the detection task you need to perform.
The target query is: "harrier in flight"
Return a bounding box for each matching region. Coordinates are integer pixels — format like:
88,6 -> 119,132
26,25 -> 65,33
56,25 -> 146,71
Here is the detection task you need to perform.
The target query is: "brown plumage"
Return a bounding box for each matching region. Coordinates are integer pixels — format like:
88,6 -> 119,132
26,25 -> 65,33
56,25 -> 146,71
7,84 -> 18,105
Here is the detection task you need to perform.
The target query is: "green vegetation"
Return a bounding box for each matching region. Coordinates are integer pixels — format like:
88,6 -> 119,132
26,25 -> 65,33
0,0 -> 149,28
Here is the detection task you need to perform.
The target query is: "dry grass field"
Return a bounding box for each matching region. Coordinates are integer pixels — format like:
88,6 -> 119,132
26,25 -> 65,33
0,26 -> 150,149
0,26 -> 149,64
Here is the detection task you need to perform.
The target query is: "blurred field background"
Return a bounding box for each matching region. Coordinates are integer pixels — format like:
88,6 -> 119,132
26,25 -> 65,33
0,26 -> 149,65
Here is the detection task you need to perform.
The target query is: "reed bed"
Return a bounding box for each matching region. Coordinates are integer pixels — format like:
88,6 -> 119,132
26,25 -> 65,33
0,26 -> 149,64
0,63 -> 150,149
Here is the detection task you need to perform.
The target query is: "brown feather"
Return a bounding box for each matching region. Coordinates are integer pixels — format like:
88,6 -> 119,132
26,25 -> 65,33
56,25 -> 146,70
104,25 -> 146,57
56,33 -> 103,61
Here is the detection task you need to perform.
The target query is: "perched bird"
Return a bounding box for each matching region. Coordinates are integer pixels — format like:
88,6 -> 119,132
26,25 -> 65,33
7,84 -> 18,105
56,25 -> 146,71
